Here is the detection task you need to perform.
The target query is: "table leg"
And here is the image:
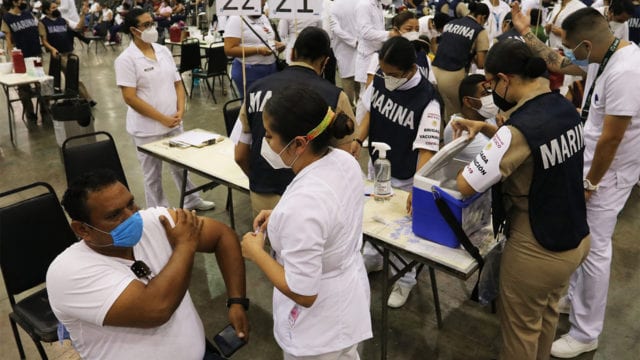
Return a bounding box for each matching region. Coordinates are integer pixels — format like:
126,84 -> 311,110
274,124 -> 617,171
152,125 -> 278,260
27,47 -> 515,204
179,168 -> 188,208
227,187 -> 235,230
3,85 -> 16,146
429,266 -> 443,329
381,247 -> 389,360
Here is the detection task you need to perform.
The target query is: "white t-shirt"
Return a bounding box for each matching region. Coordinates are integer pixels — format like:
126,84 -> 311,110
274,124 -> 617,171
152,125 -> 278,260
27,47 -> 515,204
46,208 -> 205,360
444,114 -> 495,163
361,71 -> 441,189
268,149 -> 372,356
546,0 -> 586,49
582,44 -> 640,188
223,15 -> 277,65
483,0 -> 511,43
115,42 -> 182,137
58,0 -> 80,28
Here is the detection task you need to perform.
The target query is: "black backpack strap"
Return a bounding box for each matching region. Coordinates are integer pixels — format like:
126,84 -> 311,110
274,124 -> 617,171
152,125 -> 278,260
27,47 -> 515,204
240,16 -> 278,61
434,194 -> 484,301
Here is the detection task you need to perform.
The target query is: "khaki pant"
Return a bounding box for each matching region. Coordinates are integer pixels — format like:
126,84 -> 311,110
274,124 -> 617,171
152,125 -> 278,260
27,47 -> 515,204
249,191 -> 281,220
498,222 -> 590,360
432,66 -> 466,123
340,76 -> 360,107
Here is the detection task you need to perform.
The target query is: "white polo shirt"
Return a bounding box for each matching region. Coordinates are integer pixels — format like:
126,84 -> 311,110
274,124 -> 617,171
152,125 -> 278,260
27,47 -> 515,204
115,42 -> 181,137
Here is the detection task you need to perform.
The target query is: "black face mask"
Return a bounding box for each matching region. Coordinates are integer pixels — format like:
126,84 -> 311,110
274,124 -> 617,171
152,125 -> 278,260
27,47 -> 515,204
52,9 -> 61,17
18,2 -> 28,10
492,78 -> 517,112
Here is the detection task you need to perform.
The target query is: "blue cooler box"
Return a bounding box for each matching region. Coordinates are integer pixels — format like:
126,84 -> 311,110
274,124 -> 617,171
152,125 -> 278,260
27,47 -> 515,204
412,137 -> 491,248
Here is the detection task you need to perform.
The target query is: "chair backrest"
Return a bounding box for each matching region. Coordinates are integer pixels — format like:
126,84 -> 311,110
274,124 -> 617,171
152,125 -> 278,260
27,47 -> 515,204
223,98 -> 243,136
206,45 -> 228,76
64,53 -> 80,97
61,131 -> 129,189
49,54 -> 62,90
0,183 -> 77,304
179,38 -> 202,73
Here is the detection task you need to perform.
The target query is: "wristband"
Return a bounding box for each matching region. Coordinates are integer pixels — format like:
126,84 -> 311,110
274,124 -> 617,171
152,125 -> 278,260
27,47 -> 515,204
353,138 -> 363,146
227,297 -> 250,311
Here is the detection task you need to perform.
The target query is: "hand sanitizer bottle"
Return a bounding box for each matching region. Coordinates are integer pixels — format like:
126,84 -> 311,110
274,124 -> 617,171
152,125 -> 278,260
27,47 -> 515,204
371,142 -> 392,201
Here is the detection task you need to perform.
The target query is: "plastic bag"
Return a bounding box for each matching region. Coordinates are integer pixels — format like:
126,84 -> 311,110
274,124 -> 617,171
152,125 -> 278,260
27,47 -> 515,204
478,233 -> 505,306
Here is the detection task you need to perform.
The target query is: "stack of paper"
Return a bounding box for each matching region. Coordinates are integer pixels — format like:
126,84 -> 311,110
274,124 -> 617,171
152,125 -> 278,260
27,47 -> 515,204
169,130 -> 222,148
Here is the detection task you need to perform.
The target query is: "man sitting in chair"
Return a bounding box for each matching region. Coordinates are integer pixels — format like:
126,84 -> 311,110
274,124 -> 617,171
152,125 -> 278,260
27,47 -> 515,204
46,169 -> 249,359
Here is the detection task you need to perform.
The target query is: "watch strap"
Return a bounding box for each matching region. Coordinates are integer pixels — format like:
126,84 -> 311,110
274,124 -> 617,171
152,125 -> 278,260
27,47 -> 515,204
226,297 -> 250,311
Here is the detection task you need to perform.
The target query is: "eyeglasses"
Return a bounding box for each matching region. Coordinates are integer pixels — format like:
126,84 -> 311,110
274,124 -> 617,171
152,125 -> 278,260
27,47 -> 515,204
131,260 -> 153,280
481,79 -> 494,94
137,21 -> 156,30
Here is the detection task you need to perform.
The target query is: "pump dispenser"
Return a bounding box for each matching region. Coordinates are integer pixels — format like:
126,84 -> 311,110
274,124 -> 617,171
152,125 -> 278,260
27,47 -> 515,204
371,142 -> 392,201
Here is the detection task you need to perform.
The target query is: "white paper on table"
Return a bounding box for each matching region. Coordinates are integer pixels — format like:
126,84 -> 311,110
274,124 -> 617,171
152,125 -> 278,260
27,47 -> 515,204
169,130 -> 222,147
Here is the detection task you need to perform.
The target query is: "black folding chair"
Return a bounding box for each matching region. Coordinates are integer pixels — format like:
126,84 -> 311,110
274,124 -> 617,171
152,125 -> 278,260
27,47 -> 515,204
221,98 -> 243,228
191,44 -> 237,102
61,131 -> 129,188
0,182 -> 77,359
178,38 -> 202,94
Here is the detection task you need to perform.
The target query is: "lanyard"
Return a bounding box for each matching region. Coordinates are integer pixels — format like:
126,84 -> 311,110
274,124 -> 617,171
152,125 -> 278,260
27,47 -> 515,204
581,38 -> 620,122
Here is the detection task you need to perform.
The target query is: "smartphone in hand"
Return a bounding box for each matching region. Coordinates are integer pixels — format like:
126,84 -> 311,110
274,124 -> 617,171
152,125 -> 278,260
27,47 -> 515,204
213,324 -> 246,358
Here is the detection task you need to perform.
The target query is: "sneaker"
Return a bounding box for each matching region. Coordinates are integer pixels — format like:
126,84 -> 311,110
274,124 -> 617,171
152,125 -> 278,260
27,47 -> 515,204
557,296 -> 571,315
551,334 -> 598,358
188,199 -> 216,211
387,282 -> 413,308
363,256 -> 383,274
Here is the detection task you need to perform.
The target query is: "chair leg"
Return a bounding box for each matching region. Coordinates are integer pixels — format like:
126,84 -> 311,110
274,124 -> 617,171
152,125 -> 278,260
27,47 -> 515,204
228,74 -> 238,98
9,315 -> 26,359
190,76 -> 195,99
218,75 -> 227,96
206,78 -> 216,104
34,338 -> 49,360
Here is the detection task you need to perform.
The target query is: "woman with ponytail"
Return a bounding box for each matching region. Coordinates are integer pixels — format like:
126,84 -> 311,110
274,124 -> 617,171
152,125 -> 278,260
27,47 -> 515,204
241,86 -> 372,359
452,39 -> 590,359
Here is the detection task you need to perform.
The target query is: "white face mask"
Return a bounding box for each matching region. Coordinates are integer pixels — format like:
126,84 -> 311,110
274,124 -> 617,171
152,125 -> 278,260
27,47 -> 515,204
401,31 -> 420,42
384,74 -> 408,92
260,138 -> 298,169
475,94 -> 499,119
136,26 -> 158,44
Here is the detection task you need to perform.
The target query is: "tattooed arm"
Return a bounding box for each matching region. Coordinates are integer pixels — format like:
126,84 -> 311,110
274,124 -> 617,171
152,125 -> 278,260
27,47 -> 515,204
511,3 -> 586,76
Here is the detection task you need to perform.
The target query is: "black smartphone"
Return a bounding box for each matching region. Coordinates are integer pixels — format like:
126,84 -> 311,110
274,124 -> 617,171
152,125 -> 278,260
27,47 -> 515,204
213,324 -> 246,358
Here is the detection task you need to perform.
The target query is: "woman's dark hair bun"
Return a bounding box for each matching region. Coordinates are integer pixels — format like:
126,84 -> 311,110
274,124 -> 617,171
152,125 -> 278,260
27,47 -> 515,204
524,57 -> 547,78
328,112 -> 354,140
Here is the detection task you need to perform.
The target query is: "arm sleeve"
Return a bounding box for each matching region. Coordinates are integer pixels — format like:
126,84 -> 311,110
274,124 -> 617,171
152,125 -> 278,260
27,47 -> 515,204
461,126 -> 530,193
114,54 -> 137,87
223,16 -> 242,39
360,83 -> 374,112
474,29 -> 490,52
38,21 -> 46,37
413,100 -> 441,152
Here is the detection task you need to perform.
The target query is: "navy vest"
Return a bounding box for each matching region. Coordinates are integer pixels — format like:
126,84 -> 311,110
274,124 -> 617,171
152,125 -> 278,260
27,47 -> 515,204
628,5 -> 640,45
41,17 -> 74,54
2,11 -> 41,57
506,92 -> 589,251
436,0 -> 463,18
416,49 -> 431,80
496,28 -> 524,43
432,16 -> 484,71
246,65 -> 341,194
368,73 -> 438,180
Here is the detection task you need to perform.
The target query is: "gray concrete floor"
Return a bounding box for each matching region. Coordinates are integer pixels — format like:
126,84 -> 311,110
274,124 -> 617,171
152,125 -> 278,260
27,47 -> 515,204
0,43 -> 639,360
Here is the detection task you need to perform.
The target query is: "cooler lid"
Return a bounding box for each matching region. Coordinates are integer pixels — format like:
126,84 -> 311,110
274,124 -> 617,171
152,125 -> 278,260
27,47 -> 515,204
416,135 -> 471,177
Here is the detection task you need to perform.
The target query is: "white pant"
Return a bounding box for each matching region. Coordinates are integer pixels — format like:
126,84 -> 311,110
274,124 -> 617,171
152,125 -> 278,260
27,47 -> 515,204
284,344 -> 359,360
567,180 -> 634,342
132,129 -> 202,208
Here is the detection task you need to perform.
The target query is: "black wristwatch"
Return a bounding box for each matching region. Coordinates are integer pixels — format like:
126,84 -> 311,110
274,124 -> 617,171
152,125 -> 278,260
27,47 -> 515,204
226,297 -> 250,311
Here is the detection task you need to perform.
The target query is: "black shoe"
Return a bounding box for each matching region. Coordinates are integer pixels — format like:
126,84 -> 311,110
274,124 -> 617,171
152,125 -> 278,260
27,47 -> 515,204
89,100 -> 97,107
25,112 -> 38,130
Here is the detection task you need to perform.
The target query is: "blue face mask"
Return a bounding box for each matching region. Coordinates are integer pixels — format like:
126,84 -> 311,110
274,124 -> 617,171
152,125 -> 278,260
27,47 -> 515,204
85,212 -> 144,248
564,41 -> 590,67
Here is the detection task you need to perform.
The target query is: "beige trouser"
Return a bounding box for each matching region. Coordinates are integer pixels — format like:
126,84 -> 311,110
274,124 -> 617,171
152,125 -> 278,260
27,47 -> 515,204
249,191 -> 281,220
432,66 -> 466,123
498,216 -> 590,360
340,76 -> 360,106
